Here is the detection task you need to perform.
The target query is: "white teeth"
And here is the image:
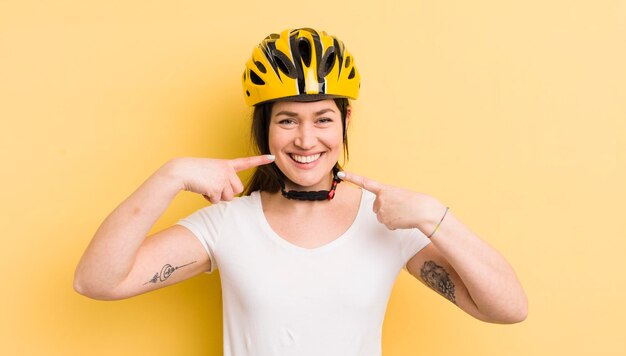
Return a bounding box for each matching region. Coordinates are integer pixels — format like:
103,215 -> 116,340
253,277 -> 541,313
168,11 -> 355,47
290,153 -> 321,164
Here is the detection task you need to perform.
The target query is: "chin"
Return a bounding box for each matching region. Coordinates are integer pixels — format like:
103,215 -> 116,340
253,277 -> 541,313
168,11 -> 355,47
284,172 -> 330,189
277,161 -> 337,190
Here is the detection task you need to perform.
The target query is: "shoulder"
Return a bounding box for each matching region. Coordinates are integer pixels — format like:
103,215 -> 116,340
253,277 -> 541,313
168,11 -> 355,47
355,188 -> 376,211
212,191 -> 260,215
226,191 -> 260,208
182,192 -> 260,221
360,189 -> 376,203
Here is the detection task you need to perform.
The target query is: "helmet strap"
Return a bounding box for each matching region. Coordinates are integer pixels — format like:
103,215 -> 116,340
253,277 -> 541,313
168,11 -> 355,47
279,167 -> 342,201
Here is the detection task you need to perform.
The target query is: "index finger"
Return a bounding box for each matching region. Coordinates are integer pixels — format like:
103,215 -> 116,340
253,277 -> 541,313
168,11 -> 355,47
230,154 -> 275,172
339,171 -> 384,194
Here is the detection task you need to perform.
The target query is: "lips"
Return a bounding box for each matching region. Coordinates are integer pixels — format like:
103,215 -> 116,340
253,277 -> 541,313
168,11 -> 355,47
289,153 -> 322,164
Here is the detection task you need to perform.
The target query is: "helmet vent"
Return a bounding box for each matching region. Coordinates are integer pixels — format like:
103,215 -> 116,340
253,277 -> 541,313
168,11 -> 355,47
348,67 -> 356,79
345,56 -> 351,69
273,51 -> 297,79
298,38 -> 312,67
255,61 -> 267,74
250,70 -> 265,85
319,47 -> 336,78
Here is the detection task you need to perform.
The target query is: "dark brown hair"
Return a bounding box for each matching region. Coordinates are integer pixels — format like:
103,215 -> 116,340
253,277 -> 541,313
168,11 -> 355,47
243,98 -> 350,195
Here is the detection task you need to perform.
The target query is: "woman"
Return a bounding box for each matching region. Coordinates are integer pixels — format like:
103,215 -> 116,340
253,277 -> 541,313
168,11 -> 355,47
74,28 -> 527,355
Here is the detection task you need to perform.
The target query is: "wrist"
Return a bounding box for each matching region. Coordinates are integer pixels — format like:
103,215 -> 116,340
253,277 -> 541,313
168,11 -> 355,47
426,206 -> 450,239
417,198 -> 449,237
156,158 -> 187,194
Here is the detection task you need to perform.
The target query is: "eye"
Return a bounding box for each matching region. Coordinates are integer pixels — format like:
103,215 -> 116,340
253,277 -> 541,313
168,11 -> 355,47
278,118 -> 296,125
317,117 -> 333,124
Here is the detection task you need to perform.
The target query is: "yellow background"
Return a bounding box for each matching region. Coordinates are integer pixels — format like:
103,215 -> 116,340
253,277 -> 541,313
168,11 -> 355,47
1,0 -> 625,355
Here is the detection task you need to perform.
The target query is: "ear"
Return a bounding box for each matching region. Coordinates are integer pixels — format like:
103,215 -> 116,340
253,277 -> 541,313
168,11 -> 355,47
345,106 -> 352,129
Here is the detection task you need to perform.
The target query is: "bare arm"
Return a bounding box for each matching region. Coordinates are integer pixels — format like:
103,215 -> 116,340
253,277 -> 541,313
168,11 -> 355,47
406,208 -> 528,323
339,171 -> 528,323
74,155 -> 274,300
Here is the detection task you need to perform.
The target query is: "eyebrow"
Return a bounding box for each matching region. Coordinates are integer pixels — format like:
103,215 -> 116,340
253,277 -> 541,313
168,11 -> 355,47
274,108 -> 336,117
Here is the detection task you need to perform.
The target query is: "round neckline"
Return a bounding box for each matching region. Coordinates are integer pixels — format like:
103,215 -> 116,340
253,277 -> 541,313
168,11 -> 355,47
253,189 -> 366,254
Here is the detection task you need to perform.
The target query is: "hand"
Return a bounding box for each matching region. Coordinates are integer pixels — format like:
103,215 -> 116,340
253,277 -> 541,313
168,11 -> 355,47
167,155 -> 274,204
339,171 -> 444,231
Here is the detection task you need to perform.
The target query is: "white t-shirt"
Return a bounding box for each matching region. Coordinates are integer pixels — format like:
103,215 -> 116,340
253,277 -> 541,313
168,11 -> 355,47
177,189 -> 430,356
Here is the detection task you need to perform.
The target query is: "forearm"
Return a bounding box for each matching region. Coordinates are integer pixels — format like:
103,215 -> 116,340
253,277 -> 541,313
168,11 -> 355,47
74,160 -> 183,295
419,203 -> 528,323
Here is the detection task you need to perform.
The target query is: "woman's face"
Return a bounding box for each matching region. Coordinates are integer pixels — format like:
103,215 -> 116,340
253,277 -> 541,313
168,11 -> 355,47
269,99 -> 349,191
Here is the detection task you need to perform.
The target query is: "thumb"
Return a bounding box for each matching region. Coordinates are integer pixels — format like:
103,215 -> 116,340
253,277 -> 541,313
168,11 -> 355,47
230,154 -> 275,172
338,171 -> 384,194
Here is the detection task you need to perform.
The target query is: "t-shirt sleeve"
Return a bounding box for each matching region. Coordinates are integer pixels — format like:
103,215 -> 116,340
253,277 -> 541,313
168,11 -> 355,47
176,203 -> 226,274
399,228 -> 431,272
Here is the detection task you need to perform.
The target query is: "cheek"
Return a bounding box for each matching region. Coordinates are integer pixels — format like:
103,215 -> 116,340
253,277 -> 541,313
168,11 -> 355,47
321,129 -> 344,149
268,127 -> 286,153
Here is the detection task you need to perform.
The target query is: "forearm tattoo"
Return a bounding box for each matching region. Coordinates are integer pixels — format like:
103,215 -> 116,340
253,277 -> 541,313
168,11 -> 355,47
420,260 -> 457,304
143,261 -> 197,285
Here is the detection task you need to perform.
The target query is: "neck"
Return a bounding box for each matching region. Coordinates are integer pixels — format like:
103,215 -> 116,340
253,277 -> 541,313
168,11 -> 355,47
280,170 -> 340,201
263,182 -> 351,213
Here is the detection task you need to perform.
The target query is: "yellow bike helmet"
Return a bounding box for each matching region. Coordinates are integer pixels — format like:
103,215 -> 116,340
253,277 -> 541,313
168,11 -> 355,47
242,28 -> 360,106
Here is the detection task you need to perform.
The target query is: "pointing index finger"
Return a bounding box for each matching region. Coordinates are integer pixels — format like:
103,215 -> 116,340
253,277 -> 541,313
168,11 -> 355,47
339,171 -> 384,194
230,155 -> 275,172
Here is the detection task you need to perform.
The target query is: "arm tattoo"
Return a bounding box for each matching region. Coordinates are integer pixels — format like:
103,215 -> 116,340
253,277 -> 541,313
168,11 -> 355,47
420,260 -> 457,304
143,261 -> 197,285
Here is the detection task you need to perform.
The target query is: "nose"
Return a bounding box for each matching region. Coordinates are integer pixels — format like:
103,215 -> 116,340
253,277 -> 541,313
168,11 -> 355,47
294,123 -> 316,150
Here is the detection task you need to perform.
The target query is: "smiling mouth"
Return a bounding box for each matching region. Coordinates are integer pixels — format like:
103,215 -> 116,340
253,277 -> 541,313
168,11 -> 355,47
289,153 -> 322,164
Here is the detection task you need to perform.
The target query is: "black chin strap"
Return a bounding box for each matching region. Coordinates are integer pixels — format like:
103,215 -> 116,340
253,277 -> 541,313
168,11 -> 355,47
279,168 -> 342,201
